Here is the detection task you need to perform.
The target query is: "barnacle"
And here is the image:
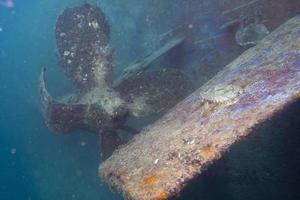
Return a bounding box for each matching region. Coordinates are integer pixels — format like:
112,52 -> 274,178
199,84 -> 244,103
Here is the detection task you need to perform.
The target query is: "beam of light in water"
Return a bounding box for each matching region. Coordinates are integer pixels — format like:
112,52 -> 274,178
0,0 -> 14,8
222,0 -> 259,15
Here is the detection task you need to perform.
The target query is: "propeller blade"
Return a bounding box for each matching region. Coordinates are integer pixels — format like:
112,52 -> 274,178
40,68 -> 87,133
116,69 -> 194,116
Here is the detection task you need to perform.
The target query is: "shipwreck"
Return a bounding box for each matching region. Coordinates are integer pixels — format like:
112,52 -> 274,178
39,2 -> 300,200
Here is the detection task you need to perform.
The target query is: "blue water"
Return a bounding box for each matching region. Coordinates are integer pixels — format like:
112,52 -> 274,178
0,0 -> 299,200
0,1 -> 123,199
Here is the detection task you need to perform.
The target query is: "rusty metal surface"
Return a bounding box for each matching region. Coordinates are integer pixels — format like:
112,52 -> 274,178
99,16 -> 300,200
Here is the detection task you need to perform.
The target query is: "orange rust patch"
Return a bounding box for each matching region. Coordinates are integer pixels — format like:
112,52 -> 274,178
200,145 -> 217,158
153,191 -> 168,200
143,175 -> 159,186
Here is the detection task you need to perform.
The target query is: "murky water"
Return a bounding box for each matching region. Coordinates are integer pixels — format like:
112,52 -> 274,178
0,0 -> 299,199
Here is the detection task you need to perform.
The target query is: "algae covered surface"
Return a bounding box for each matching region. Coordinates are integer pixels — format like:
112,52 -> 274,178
0,0 -> 299,200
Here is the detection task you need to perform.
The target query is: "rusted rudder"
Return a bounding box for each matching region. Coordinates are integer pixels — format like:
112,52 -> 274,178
100,15 -> 300,200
